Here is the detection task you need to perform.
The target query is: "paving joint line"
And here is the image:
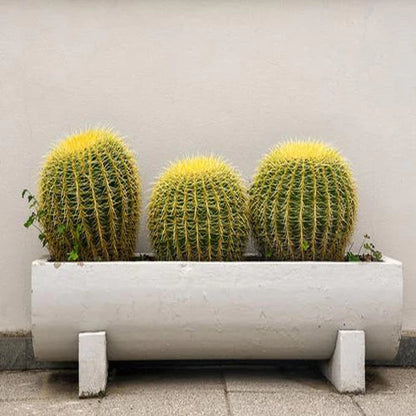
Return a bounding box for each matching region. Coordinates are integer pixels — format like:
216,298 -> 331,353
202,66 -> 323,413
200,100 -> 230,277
225,389 -> 349,395
350,396 -> 367,416
0,397 -> 83,403
221,370 -> 233,416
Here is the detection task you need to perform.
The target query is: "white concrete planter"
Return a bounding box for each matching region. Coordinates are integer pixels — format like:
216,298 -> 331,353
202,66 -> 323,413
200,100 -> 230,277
32,257 -> 402,396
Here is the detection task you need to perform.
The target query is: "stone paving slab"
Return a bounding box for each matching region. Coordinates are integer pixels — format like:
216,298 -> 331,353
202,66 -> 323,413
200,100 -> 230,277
0,365 -> 415,415
365,367 -> 416,394
0,399 -> 101,416
99,391 -> 228,416
228,392 -> 362,416
0,370 -> 78,401
355,392 -> 416,416
224,364 -> 335,394
107,367 -> 224,395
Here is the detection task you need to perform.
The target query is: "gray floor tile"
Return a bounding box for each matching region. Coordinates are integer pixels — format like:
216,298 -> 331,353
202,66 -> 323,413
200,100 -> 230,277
99,391 -> 228,416
2,366 -> 416,416
355,393 -> 416,416
0,370 -> 78,401
107,367 -> 224,395
0,399 -> 100,416
228,392 -> 362,416
366,367 -> 416,394
224,365 -> 334,393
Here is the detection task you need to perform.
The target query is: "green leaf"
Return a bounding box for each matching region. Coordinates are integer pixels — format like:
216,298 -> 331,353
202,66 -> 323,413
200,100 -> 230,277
346,252 -> 360,262
374,251 -> 383,262
24,215 -> 35,228
75,224 -> 83,239
57,224 -> 66,235
301,240 -> 309,251
38,233 -> 47,247
29,196 -> 38,208
67,250 -> 79,261
22,189 -> 29,199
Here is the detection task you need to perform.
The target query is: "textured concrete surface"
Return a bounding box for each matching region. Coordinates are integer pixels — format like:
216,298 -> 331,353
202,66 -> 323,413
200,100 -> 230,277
31,259 -> 402,362
228,392 -> 362,416
0,364 -> 415,415
79,332 -> 107,398
354,393 -> 416,416
321,330 -> 365,393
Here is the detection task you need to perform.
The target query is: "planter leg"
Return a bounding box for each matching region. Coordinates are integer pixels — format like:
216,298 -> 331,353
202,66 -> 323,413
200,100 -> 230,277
320,330 -> 365,394
79,331 -> 108,398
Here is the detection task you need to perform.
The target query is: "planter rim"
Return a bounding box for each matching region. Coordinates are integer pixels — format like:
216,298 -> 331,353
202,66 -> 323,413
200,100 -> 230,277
33,255 -> 401,267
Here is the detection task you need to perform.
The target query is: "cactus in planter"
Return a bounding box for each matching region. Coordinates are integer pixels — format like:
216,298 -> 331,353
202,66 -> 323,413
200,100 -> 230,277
38,128 -> 141,261
148,156 -> 249,261
249,141 -> 357,261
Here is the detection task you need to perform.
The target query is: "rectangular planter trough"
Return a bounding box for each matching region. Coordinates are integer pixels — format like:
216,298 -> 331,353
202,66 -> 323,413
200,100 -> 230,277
32,257 -> 403,396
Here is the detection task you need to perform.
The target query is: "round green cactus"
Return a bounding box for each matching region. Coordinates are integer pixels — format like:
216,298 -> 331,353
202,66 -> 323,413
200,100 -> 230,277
148,156 -> 249,261
249,141 -> 357,261
39,128 -> 141,261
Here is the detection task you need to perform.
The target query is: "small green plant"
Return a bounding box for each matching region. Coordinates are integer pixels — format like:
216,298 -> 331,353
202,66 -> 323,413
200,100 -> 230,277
22,189 -> 47,248
346,234 -> 383,262
23,189 -> 83,261
62,224 -> 83,261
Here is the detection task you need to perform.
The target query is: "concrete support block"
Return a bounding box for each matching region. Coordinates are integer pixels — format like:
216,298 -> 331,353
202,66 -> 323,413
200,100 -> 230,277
321,330 -> 365,394
78,331 -> 107,398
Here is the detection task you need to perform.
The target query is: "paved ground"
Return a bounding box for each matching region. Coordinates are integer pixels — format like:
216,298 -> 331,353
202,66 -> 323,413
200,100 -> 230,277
0,363 -> 415,415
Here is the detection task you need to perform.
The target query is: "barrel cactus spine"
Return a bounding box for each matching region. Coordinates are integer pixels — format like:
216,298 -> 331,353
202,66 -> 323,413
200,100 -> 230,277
39,128 -> 141,261
148,156 -> 249,261
249,140 -> 357,261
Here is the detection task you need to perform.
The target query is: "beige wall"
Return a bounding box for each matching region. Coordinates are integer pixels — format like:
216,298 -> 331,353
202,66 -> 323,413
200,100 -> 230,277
1,0 -> 415,333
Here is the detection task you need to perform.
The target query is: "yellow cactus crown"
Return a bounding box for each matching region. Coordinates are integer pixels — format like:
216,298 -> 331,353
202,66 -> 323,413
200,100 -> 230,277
267,140 -> 347,163
158,155 -> 239,180
46,128 -> 122,161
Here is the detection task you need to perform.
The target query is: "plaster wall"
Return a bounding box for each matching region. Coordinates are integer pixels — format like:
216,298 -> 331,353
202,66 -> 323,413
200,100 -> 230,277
0,0 -> 415,332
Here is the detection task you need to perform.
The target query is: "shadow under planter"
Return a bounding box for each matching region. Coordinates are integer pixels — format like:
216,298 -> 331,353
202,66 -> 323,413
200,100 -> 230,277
31,257 -> 403,397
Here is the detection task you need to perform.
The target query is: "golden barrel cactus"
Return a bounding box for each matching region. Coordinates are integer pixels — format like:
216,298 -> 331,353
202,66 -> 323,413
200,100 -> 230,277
148,156 -> 249,261
39,128 -> 141,261
249,141 -> 357,261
